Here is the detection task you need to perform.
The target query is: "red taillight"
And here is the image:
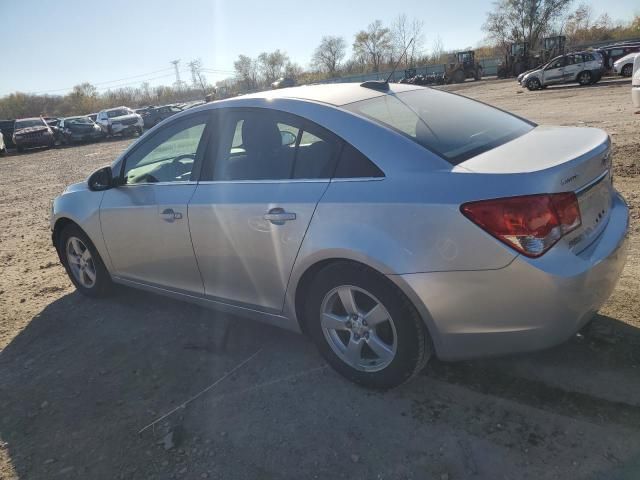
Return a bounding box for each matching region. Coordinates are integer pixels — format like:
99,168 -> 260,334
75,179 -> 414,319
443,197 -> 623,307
461,193 -> 581,257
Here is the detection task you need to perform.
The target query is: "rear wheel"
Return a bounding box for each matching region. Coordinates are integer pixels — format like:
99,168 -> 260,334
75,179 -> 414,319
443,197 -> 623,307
622,64 -> 632,77
305,262 -> 431,390
58,224 -> 111,297
578,70 -> 592,85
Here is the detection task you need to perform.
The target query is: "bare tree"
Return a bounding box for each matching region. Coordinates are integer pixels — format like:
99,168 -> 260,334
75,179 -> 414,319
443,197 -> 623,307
353,20 -> 392,72
233,54 -> 259,91
430,35 -> 445,63
311,36 -> 347,76
391,14 -> 425,67
257,50 -> 290,85
483,0 -> 574,53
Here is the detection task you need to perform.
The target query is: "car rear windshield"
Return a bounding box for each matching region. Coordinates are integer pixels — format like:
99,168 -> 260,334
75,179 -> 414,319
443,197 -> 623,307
343,88 -> 534,165
107,109 -> 130,118
15,119 -> 46,129
66,117 -> 93,125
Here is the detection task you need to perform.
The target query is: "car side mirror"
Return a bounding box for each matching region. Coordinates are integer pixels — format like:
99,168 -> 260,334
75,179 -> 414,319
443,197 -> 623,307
88,166 -> 115,191
281,130 -> 296,146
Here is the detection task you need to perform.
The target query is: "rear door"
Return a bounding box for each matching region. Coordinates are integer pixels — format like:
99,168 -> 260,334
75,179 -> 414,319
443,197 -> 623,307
100,112 -> 211,293
188,108 -> 340,313
563,54 -> 583,83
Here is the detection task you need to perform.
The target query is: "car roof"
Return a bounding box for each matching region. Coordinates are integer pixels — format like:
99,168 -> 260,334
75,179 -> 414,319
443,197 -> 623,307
16,117 -> 43,121
233,82 -> 424,107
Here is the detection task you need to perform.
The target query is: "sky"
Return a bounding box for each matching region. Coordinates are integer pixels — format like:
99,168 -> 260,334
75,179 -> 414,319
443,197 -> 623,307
1,0 -> 638,96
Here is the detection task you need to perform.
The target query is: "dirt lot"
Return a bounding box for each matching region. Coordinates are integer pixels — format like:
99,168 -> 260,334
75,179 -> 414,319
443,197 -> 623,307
1,79 -> 639,480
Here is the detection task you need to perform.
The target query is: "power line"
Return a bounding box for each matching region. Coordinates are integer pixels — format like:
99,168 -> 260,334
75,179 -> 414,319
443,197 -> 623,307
32,67 -> 175,94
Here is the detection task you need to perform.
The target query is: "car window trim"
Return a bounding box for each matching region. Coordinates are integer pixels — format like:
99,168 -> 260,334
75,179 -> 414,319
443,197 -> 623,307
117,111 -> 215,186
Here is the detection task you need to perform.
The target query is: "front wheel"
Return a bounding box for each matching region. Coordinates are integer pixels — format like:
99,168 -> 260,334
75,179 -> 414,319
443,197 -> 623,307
58,224 -> 112,297
526,78 -> 542,90
622,64 -> 632,77
305,262 -> 432,390
578,70 -> 592,85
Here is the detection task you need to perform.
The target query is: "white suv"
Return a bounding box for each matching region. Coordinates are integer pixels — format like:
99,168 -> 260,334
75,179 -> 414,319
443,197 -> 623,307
520,51 -> 604,90
96,107 -> 144,137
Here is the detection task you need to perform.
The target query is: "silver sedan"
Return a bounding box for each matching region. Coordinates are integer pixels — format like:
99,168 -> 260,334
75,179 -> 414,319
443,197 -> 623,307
51,82 -> 629,389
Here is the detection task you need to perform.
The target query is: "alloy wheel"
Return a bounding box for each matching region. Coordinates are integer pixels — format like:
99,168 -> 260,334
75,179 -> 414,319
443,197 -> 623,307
66,236 -> 97,288
320,285 -> 397,372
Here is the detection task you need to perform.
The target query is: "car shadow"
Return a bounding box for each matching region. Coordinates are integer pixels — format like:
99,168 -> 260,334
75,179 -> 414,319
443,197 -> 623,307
1,287 -> 639,478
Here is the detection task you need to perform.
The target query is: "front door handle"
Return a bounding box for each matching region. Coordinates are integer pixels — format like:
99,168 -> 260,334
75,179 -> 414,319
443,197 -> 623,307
160,208 -> 183,222
264,207 -> 296,225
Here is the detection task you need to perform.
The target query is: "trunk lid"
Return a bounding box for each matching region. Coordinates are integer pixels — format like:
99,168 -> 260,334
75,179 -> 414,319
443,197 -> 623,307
456,126 -> 614,254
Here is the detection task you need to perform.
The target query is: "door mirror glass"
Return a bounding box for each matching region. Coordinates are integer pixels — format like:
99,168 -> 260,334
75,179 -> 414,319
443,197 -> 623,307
280,130 -> 296,146
88,166 -> 113,191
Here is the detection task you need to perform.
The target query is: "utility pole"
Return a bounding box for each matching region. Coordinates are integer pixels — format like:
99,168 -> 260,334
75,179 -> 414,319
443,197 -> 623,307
187,60 -> 202,88
171,60 -> 183,90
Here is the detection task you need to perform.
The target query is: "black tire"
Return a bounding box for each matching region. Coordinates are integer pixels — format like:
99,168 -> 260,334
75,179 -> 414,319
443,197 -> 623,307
58,223 -> 112,297
452,69 -> 465,84
304,262 -> 432,390
526,78 -> 541,91
622,64 -> 633,77
578,70 -> 592,86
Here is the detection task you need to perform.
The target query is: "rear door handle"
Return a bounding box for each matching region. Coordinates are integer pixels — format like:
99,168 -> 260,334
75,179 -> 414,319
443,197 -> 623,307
160,208 -> 183,222
264,207 -> 296,224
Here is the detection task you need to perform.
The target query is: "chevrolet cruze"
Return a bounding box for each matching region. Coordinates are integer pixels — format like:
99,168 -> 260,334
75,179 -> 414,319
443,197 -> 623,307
51,82 -> 629,389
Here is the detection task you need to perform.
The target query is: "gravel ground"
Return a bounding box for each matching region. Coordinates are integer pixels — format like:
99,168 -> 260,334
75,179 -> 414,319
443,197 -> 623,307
0,79 -> 639,480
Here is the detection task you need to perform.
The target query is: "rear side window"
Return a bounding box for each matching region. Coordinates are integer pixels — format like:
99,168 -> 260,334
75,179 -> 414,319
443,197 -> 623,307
343,88 -> 534,165
334,143 -> 384,178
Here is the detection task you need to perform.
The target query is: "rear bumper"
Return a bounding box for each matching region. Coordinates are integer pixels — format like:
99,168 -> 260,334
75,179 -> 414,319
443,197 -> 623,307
396,192 -> 629,361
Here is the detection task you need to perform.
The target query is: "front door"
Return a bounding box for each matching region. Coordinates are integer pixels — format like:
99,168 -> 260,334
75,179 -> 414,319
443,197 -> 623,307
100,112 -> 210,294
543,56 -> 566,85
188,108 -> 341,313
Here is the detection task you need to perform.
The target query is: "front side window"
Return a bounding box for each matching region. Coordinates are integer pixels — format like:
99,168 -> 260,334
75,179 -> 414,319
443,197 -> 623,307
211,109 -> 339,181
547,57 -> 564,69
343,88 -> 534,165
123,114 -> 208,184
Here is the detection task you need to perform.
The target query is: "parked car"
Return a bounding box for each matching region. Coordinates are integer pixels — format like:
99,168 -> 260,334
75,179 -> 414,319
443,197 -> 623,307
59,116 -> 105,144
0,120 -> 15,148
520,51 -> 604,90
271,77 -> 296,89
12,117 -> 55,152
633,55 -> 640,108
599,44 -> 640,71
138,104 -> 183,129
0,128 -> 6,155
51,82 -> 628,389
96,107 -> 143,137
614,52 -> 640,77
